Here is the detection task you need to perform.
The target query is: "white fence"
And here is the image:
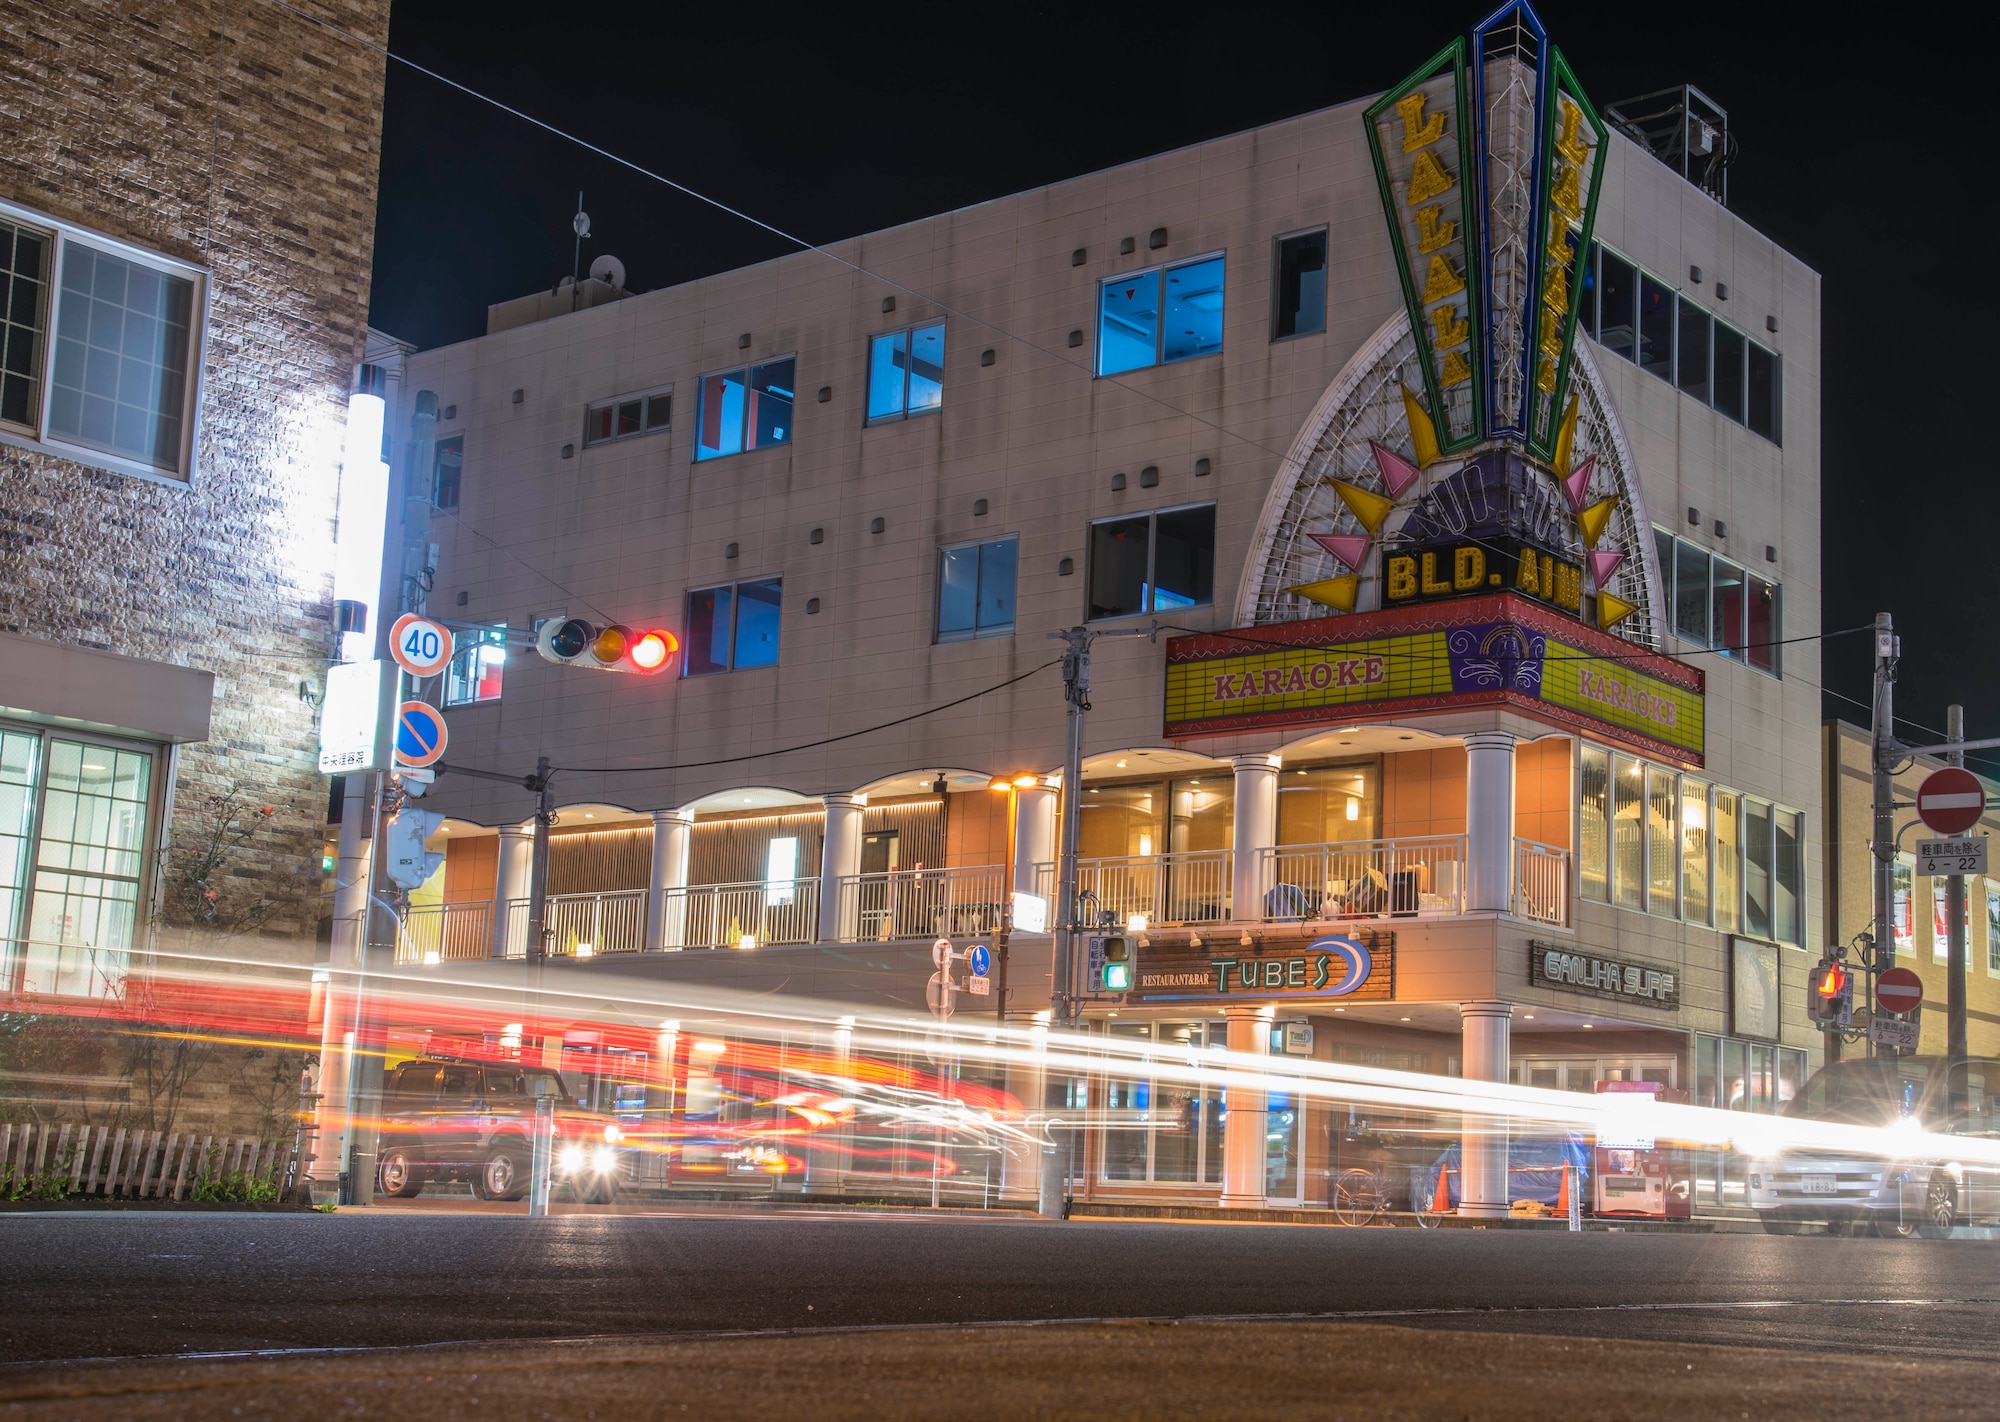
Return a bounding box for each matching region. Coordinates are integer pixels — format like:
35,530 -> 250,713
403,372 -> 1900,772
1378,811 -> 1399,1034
832,866 -> 1008,942
0,1121 -> 297,1201
396,902 -> 495,964
1255,836 -> 1467,920
1514,839 -> 1571,926
1033,851 -> 1234,927
658,879 -> 819,950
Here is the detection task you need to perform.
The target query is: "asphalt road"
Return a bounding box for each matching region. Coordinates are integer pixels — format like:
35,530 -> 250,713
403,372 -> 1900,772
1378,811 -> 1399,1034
2,1205 -> 1997,1368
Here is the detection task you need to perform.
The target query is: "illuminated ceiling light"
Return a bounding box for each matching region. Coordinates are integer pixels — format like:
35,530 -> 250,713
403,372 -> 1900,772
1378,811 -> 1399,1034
1399,1016 -> 1411,1022
693,1039 -> 726,1055
1013,774 -> 1037,788
1346,797 -> 1360,822
990,778 -> 1011,792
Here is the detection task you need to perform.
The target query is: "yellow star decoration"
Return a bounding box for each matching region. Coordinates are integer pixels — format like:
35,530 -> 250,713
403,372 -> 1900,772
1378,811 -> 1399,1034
1551,394 -> 1579,481
1330,479 -> 1395,537
1400,385 -> 1442,468
1576,496 -> 1618,550
1596,591 -> 1637,631
1289,576 -> 1360,613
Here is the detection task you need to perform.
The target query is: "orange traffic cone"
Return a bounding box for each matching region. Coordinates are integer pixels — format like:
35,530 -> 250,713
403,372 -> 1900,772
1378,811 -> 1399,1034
1432,1164 -> 1452,1213
1554,1163 -> 1570,1216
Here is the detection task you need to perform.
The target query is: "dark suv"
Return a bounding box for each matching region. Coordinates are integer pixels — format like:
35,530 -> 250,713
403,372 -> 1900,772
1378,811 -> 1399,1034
375,1058 -> 625,1203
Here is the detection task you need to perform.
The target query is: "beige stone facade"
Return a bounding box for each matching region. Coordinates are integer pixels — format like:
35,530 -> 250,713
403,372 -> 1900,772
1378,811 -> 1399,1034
0,1 -> 389,1135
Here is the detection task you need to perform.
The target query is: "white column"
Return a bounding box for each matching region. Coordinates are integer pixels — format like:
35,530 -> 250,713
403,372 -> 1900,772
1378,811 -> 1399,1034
312,774 -> 372,1189
489,823 -> 533,959
1458,1001 -> 1513,1219
1001,1027 -> 1048,1203
817,793 -> 866,943
1014,783 -> 1058,897
1219,1006 -> 1271,1207
645,809 -> 694,951
1229,753 -> 1282,922
1463,731 -> 1517,913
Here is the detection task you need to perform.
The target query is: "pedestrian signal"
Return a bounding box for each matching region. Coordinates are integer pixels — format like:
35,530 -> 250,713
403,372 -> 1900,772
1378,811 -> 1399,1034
1808,957 -> 1852,1028
1089,934 -> 1131,993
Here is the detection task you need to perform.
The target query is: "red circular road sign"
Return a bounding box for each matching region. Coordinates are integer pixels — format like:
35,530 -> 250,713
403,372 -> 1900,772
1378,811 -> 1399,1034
1877,967 -> 1924,1016
1916,767 -> 1986,835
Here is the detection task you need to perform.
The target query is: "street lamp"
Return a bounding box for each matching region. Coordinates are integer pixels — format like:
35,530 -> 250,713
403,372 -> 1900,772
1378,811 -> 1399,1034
988,773 -> 1039,1024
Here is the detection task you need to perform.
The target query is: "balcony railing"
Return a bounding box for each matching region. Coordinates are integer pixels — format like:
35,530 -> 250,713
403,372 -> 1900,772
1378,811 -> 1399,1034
1513,839 -> 1571,926
659,879 -> 819,950
832,866 -> 1009,942
396,902 -> 495,964
544,889 -> 648,957
1,938 -> 127,999
1033,851 -> 1234,927
1255,836 -> 1467,921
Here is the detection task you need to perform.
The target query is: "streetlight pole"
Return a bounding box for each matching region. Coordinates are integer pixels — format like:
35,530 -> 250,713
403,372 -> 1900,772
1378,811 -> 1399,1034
1047,624 -> 1153,1029
1870,612 -> 1897,1055
1945,705 -> 1970,1109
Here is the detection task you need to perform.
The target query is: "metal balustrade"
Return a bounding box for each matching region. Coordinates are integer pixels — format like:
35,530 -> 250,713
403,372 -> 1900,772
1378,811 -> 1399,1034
1255,836 -> 1468,921
1032,851 -> 1234,927
833,866 -> 1009,942
542,889 -> 648,957
395,902 -> 494,964
1513,839 -> 1571,926
658,879 -> 819,950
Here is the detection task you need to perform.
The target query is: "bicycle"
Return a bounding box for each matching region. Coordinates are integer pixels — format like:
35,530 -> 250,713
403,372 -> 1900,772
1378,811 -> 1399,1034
1330,1167 -> 1391,1227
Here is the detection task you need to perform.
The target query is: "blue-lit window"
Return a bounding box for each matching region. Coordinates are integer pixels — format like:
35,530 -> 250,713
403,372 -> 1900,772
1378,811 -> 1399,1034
1096,253 -> 1226,376
685,577 -> 782,675
1087,504 -> 1214,620
936,536 -> 1017,642
867,321 -> 945,423
694,357 -> 795,461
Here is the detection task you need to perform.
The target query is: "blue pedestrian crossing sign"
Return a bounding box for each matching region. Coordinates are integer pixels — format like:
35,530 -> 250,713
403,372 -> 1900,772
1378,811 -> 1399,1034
395,700 -> 449,768
968,944 -> 991,978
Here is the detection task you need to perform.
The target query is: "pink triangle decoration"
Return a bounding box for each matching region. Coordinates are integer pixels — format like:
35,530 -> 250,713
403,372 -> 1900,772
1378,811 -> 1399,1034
1561,455 -> 1597,513
1588,549 -> 1626,588
1309,532 -> 1372,570
1368,440 -> 1423,500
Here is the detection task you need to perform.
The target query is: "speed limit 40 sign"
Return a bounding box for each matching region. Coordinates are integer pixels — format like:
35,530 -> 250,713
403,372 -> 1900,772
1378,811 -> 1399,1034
389,614 -> 454,677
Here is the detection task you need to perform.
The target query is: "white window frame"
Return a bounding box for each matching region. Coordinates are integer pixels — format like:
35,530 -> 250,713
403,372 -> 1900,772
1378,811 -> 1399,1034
0,197 -> 209,487
582,383 -> 673,448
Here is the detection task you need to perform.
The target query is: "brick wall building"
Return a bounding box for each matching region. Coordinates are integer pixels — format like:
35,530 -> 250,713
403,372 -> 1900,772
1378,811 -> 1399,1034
0,1 -> 390,1134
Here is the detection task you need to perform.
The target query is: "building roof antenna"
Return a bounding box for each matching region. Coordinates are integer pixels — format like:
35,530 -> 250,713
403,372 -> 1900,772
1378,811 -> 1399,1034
571,192 -> 591,310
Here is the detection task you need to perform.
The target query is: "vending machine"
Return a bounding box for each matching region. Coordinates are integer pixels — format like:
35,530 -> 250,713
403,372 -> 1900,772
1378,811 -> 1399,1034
1592,1080 -> 1691,1219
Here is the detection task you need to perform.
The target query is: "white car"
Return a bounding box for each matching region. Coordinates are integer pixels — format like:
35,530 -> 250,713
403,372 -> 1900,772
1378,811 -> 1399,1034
1747,1055 -> 1999,1237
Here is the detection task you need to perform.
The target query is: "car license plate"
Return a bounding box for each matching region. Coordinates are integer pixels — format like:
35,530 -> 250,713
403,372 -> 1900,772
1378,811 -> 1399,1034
1799,1174 -> 1838,1194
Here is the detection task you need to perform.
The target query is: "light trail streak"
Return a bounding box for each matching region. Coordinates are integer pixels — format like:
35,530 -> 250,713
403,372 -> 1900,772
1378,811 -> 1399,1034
10,942 -> 1998,1179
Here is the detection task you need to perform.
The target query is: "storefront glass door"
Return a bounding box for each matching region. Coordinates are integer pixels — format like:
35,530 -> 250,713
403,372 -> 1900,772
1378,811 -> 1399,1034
1097,1020 -> 1224,1190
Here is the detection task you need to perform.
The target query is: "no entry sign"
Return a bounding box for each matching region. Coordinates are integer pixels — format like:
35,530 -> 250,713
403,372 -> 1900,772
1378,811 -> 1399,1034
1916,767 -> 1985,836
1876,967 -> 1923,1016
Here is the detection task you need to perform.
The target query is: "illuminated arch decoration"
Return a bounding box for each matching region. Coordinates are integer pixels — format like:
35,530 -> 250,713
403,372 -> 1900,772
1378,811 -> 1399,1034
1236,1 -> 1651,646
1235,310 -> 1661,647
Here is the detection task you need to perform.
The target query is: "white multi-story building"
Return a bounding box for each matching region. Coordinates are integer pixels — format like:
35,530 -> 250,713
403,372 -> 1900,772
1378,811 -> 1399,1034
374,6 -> 1819,1211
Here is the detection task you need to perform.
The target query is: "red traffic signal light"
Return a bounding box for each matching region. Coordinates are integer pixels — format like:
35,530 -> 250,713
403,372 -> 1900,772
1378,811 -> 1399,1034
536,618 -> 677,674
1814,962 -> 1848,1000
1808,958 -> 1852,1028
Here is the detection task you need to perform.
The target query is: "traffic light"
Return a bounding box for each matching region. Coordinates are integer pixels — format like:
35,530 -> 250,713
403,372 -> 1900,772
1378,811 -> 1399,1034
1088,934 -> 1131,993
535,617 -> 678,674
384,809 -> 446,891
1808,956 -> 1852,1028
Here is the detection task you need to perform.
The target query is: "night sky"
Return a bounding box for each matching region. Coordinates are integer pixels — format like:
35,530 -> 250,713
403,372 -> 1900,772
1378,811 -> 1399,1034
364,1 -> 1996,758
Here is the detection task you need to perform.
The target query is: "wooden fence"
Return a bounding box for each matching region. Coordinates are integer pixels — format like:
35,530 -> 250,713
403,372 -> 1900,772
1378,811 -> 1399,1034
0,1122 -> 298,1202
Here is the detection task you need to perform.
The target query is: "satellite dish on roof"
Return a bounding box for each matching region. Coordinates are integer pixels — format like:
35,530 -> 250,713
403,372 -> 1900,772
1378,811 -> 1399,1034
590,254 -> 627,290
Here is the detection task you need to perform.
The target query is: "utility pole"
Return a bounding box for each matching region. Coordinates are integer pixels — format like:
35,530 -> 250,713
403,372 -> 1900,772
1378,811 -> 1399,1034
1945,704 -> 1970,1111
1869,612 -> 1898,1055
1047,624 -> 1154,1028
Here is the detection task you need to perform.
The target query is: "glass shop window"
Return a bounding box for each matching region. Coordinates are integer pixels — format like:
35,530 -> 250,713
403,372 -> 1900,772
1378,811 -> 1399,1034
1578,743 -> 1609,902
431,433 -> 463,511
1612,754 -> 1644,910
866,322 -> 945,423
1674,540 -> 1709,644
935,536 -> 1018,642
1712,323 -> 1746,422
1167,776 -> 1234,854
1097,253 -> 1226,376
1713,790 -> 1742,934
1747,342 -> 1780,443
1276,762 -> 1380,847
1597,249 -> 1636,360
1087,504 -> 1214,620
1272,229 -> 1328,340
1079,781 -> 1163,860
1676,297 -> 1710,404
1646,766 -> 1678,916
694,357 -> 794,461
1773,808 -> 1802,946
1710,559 -> 1746,659
1636,272 -> 1675,380
1680,777 -> 1711,926
1743,797 -> 1773,940
684,578 -> 781,674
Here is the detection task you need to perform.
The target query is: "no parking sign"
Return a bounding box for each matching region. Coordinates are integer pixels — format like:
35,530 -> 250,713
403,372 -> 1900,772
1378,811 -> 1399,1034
395,700 -> 449,767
